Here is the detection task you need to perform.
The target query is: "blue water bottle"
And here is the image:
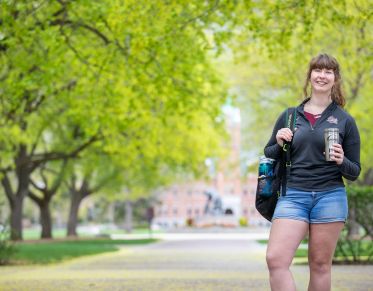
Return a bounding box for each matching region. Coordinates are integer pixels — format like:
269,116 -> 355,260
258,156 -> 275,197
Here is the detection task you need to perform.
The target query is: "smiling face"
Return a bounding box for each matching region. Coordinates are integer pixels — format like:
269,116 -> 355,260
310,68 -> 335,94
303,53 -> 346,107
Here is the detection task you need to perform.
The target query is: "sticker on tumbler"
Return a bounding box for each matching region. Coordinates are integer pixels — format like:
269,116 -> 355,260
324,128 -> 339,161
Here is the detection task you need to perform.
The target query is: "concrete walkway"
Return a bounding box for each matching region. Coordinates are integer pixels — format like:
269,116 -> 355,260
0,232 -> 372,290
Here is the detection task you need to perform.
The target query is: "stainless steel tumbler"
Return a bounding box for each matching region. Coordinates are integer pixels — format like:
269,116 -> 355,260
324,128 -> 339,161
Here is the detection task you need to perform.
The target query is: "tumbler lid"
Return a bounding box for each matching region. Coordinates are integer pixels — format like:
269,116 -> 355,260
324,128 -> 339,132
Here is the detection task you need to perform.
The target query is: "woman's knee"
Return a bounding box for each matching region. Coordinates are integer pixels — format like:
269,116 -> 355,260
309,257 -> 332,274
266,249 -> 291,271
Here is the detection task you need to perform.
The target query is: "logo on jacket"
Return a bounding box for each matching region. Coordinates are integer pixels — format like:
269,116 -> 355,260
327,116 -> 338,124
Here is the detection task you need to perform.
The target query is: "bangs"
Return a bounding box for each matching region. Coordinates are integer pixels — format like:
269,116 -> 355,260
310,54 -> 339,72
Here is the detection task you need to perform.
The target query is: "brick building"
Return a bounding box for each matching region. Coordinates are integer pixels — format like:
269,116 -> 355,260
152,107 -> 268,228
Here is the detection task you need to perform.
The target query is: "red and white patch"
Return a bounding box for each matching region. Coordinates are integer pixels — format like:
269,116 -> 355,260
327,116 -> 338,124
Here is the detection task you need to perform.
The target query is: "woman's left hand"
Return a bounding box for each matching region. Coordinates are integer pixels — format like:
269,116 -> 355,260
331,144 -> 344,165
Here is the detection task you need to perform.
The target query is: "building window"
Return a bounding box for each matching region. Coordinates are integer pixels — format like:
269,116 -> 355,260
187,190 -> 193,196
195,209 -> 199,216
243,189 -> 248,195
173,208 -> 178,215
187,208 -> 192,216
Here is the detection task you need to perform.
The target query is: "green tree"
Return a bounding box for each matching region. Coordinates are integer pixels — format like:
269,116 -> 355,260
0,1 -> 231,239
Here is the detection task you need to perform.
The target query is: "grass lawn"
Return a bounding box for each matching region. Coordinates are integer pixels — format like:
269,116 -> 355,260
22,227 -> 163,240
10,238 -> 158,265
257,239 -> 309,245
23,229 -> 74,240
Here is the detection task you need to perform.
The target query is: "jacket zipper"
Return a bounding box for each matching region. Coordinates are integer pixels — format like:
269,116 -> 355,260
309,121 -> 314,131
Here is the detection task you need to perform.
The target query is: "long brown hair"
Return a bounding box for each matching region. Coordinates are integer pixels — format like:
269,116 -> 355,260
303,53 -> 346,107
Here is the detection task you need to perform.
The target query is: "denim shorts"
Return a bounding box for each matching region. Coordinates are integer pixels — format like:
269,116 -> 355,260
272,187 -> 348,224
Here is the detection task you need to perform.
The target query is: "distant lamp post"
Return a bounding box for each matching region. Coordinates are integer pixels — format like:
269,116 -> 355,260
205,157 -> 216,179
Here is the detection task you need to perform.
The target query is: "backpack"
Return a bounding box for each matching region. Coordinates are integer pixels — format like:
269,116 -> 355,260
255,108 -> 297,222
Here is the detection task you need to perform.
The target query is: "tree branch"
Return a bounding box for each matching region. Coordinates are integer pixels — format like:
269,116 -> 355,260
179,0 -> 221,30
50,19 -> 110,45
49,159 -> 68,194
30,178 -> 45,192
80,176 -> 93,198
348,70 -> 364,103
30,133 -> 101,170
39,165 -> 49,190
59,24 -> 95,68
28,190 -> 43,206
30,126 -> 46,157
1,172 -> 15,207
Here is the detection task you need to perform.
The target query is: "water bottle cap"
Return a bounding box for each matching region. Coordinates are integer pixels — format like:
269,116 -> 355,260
259,156 -> 275,163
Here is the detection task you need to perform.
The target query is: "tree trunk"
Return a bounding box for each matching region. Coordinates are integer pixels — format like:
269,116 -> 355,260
124,200 -> 133,233
0,204 -> 8,223
362,169 -> 373,186
40,202 -> 52,239
8,144 -> 31,241
108,202 -> 115,223
347,206 -> 360,239
67,191 -> 84,237
10,196 -> 24,241
28,192 -> 53,239
9,174 -> 30,241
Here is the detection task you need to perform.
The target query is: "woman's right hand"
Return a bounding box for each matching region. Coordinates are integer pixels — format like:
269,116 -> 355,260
276,128 -> 293,147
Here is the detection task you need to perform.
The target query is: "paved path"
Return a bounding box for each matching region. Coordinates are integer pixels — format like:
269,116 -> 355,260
0,233 -> 372,290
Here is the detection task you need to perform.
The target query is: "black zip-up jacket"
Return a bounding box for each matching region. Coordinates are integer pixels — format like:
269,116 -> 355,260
264,99 -> 361,191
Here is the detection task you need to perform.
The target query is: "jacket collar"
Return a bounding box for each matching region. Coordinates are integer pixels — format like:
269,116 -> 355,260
298,97 -> 338,114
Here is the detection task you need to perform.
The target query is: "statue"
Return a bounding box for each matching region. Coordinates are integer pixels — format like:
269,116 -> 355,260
203,190 -> 223,216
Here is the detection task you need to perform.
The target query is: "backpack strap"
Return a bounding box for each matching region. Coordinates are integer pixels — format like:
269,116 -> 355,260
281,107 -> 297,196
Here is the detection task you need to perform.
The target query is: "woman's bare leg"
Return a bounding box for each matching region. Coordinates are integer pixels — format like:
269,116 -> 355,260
308,222 -> 344,291
266,219 -> 309,291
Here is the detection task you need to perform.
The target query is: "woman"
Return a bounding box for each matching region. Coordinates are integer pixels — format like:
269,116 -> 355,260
264,53 -> 361,291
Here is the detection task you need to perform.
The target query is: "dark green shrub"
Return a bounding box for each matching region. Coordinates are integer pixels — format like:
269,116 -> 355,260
335,234 -> 372,264
334,185 -> 373,264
